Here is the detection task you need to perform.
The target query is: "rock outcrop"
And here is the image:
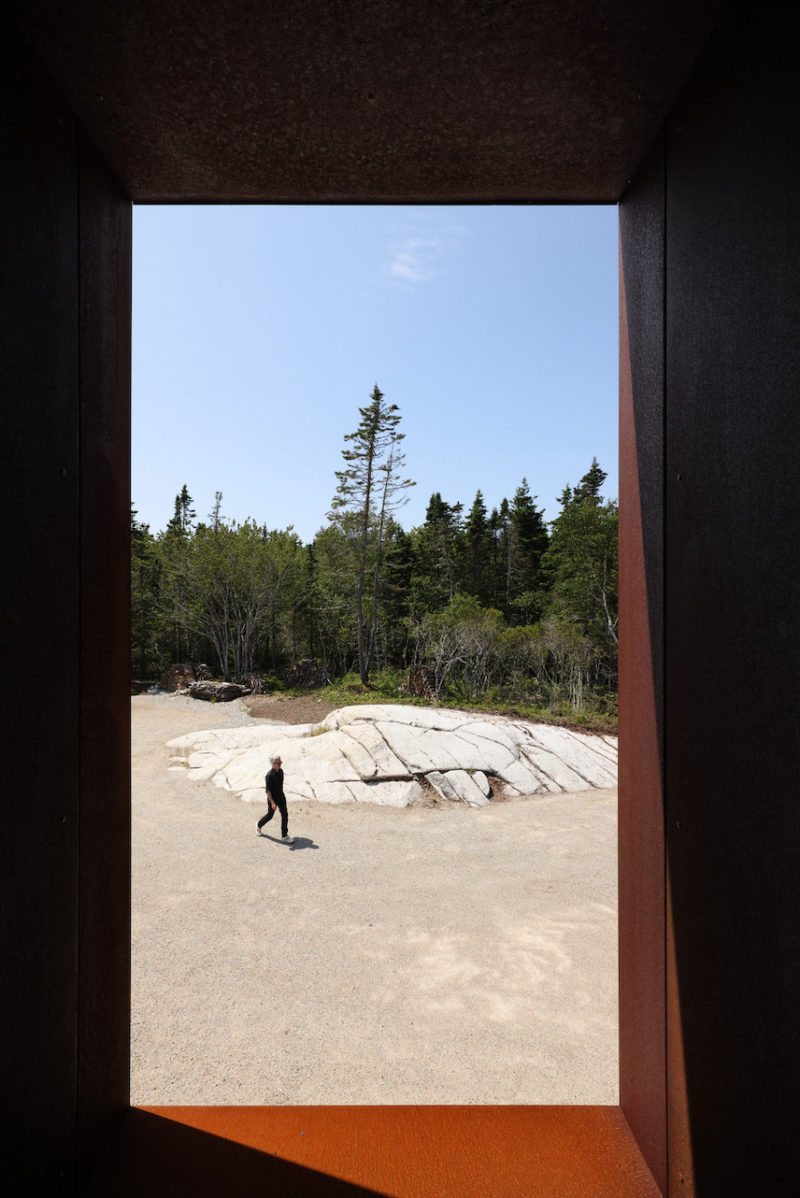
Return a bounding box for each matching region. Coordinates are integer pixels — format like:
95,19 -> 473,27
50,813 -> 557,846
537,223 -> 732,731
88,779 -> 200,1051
168,704 -> 617,808
188,680 -> 250,703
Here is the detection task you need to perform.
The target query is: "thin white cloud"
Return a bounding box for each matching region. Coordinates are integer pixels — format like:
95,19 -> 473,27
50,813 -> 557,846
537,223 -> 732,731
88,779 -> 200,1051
388,237 -> 440,283
384,215 -> 471,287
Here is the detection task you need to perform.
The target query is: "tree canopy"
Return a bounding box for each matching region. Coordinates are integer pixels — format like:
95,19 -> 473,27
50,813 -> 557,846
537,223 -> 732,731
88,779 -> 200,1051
132,420 -> 616,720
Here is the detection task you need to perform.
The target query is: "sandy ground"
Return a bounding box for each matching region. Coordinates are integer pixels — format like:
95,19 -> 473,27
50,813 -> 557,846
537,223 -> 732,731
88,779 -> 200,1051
131,694 -> 619,1105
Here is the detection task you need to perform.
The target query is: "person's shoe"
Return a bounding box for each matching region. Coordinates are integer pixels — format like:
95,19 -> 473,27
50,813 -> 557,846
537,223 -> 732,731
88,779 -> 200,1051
282,835 -> 294,844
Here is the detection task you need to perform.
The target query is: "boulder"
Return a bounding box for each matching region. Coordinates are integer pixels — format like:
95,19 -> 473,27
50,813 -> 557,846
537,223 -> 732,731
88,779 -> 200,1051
189,680 -> 250,703
167,703 -> 618,809
428,770 -> 490,807
338,721 -> 407,779
322,704 -> 464,733
347,778 -> 422,807
515,724 -> 618,789
374,720 -> 440,773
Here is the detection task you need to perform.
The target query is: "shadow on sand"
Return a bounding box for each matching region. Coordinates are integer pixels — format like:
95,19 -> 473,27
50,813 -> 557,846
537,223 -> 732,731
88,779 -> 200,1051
258,833 -> 318,851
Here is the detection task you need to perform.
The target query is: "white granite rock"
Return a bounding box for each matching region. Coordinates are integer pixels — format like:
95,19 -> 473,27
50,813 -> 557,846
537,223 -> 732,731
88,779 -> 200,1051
240,787 -> 267,805
167,704 -> 617,809
458,720 -> 522,757
304,780 -> 359,804
514,724 -> 617,789
285,778 -> 316,802
323,704 -> 464,732
428,769 -> 490,806
374,721 -> 440,773
345,778 -> 423,807
417,727 -> 464,770
337,730 -> 379,779
338,722 -> 407,778
472,770 -> 491,797
447,728 -> 517,773
497,757 -> 552,794
296,730 -> 363,782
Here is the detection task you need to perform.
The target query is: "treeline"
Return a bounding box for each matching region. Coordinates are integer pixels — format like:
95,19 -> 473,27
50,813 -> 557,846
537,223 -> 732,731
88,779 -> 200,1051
132,390 -> 617,719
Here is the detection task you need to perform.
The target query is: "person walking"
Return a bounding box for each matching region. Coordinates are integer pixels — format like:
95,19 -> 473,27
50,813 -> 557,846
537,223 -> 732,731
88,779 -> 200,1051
257,754 -> 294,844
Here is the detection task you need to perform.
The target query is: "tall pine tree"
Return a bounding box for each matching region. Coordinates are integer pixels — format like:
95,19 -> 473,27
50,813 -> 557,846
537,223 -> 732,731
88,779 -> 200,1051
410,493 -> 464,614
508,478 -> 549,619
330,385 -> 414,684
540,458 -> 618,658
464,490 -> 491,604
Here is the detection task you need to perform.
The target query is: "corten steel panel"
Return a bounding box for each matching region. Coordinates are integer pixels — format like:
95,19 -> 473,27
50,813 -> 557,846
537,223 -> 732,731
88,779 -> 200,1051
21,5 -> 800,1197
87,1106 -> 662,1197
663,2 -> 800,1192
10,0 -> 726,204
76,129 -> 132,1176
0,28 -> 82,1185
0,20 -> 664,1196
618,137 -> 667,1194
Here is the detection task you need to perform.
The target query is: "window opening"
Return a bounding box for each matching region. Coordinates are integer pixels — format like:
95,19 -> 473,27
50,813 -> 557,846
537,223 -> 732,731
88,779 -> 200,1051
130,204 -> 619,1106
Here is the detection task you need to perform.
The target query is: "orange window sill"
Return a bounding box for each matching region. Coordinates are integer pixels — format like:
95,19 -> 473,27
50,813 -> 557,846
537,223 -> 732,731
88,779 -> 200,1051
87,1105 -> 661,1196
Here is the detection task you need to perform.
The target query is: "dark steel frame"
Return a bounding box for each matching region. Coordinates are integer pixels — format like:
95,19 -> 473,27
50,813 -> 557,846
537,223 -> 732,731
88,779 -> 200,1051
3,3 -> 797,1193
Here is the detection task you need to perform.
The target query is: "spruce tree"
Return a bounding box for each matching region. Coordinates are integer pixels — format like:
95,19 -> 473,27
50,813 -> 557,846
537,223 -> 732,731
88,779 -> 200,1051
411,493 -> 464,612
572,457 -> 607,504
305,542 -> 316,659
167,484 -> 196,535
162,484 -> 197,661
464,490 -> 491,604
330,384 -> 414,684
208,490 -> 223,531
540,458 -> 618,657
489,497 -> 511,613
508,478 -> 549,617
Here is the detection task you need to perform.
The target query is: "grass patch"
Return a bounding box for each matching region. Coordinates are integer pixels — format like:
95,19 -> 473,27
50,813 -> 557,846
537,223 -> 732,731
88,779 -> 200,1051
437,694 -> 617,735
261,666 -> 617,735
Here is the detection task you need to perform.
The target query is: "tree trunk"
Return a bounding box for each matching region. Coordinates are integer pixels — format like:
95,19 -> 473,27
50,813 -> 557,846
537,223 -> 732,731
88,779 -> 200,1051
355,570 -> 367,684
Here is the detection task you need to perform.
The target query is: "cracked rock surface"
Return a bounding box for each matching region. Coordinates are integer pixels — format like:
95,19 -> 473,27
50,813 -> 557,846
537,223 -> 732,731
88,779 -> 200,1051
168,703 -> 617,808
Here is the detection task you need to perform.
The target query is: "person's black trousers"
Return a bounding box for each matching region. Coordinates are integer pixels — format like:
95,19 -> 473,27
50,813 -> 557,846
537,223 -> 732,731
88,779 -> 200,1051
258,795 -> 288,838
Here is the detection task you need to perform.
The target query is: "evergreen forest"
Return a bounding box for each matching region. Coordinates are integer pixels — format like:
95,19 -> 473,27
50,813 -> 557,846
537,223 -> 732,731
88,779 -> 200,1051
132,387 -> 618,727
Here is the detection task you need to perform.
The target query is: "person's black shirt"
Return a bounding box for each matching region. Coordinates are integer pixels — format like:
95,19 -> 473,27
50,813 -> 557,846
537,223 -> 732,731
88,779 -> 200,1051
265,766 -> 285,800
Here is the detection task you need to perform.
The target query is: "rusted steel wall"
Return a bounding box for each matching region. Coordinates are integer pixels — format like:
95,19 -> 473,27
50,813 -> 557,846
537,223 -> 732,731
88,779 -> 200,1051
76,128 -> 132,1176
0,23 -> 132,1189
4,1 -> 798,1193
660,3 -> 798,1193
90,1106 -> 662,1197
1,27 -> 82,1185
618,136 -> 667,1194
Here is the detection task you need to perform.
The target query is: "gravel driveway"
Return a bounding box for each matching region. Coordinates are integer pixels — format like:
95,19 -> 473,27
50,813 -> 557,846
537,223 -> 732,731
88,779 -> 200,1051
131,694 -> 618,1105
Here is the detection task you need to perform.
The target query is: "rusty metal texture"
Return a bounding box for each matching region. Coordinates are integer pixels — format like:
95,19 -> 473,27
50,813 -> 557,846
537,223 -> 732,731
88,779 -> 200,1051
0,25 -> 82,1186
618,135 -> 668,1194
76,127 -> 132,1175
662,3 -> 800,1191
87,1106 -> 662,1197
10,0 -> 726,203
6,2 -> 799,1195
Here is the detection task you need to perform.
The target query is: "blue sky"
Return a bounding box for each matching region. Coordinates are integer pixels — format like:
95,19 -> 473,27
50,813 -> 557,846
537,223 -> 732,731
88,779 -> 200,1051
132,205 -> 618,543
